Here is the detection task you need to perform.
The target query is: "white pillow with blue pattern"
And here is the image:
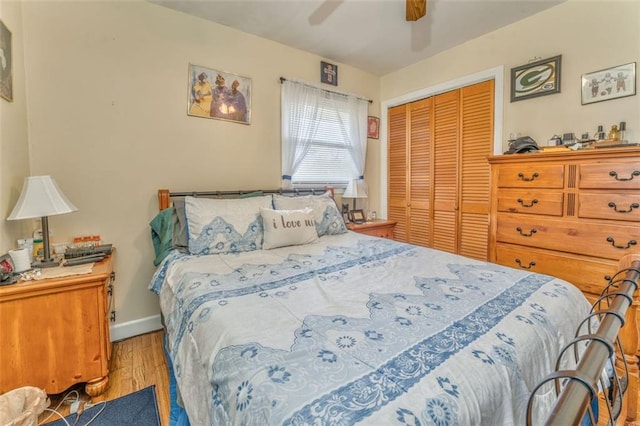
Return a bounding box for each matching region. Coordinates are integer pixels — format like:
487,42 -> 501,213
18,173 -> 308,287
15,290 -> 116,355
185,195 -> 272,255
273,191 -> 347,236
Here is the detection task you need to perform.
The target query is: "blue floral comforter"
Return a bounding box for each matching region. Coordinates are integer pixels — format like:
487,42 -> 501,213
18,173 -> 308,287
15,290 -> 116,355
150,232 -> 591,425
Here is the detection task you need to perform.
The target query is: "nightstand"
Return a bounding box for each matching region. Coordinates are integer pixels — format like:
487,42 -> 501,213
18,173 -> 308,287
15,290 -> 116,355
0,253 -> 115,398
346,219 -> 397,239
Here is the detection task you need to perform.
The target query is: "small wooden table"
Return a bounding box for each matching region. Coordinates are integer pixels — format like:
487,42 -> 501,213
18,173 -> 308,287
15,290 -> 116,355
0,254 -> 115,398
346,219 -> 396,239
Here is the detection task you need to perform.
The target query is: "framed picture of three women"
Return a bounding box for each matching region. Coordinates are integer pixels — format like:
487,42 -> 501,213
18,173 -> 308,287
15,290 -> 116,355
187,63 -> 251,125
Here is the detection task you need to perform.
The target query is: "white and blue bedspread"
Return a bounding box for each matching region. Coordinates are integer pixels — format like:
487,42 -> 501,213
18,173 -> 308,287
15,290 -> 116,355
150,232 -> 591,425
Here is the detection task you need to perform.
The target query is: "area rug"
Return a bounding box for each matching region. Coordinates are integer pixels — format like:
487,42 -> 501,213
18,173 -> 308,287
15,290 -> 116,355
46,385 -> 161,426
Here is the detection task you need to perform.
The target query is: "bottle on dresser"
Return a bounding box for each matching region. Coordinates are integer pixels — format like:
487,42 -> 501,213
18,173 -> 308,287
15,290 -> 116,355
619,121 -> 628,143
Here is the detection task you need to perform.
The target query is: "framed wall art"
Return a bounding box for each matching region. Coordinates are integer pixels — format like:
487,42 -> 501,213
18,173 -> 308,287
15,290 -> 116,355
581,62 -> 636,105
0,19 -> 13,102
187,64 -> 251,124
321,61 -> 338,86
367,116 -> 380,139
510,55 -> 561,102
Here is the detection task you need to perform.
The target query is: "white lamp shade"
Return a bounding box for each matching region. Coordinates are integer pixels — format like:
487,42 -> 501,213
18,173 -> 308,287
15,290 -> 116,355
7,176 -> 77,220
343,179 -> 368,199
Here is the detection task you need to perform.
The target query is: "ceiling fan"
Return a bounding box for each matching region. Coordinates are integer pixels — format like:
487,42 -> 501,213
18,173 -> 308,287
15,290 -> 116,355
406,0 -> 427,21
309,0 -> 427,25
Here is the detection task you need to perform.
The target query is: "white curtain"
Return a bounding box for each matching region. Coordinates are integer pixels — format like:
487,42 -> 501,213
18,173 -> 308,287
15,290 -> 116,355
281,79 -> 369,188
342,95 -> 368,184
280,80 -> 322,189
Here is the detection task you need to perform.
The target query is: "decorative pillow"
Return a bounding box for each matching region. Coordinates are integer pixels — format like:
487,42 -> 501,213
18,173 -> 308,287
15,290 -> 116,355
185,195 -> 272,255
260,207 -> 319,250
173,193 -> 260,247
272,191 -> 347,236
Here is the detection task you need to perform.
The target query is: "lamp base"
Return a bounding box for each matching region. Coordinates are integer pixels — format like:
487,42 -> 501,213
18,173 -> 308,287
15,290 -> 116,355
33,258 -> 61,269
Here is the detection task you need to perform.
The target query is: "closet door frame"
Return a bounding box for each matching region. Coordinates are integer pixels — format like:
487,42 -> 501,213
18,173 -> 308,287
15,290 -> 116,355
380,66 -> 504,219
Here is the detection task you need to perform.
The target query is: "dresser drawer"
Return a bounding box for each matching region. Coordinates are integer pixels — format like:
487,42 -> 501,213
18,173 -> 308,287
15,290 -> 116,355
579,162 -> 640,190
497,189 -> 563,216
347,220 -> 396,239
356,227 -> 394,239
496,213 -> 640,260
578,192 -> 640,222
496,164 -> 564,189
495,243 -> 616,295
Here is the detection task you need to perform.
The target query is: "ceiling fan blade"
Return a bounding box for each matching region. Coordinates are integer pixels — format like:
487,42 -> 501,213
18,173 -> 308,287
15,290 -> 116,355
406,0 -> 427,21
309,0 -> 345,25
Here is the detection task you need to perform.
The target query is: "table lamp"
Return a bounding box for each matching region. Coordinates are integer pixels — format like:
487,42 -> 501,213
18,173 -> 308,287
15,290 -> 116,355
343,178 -> 368,212
7,176 -> 77,268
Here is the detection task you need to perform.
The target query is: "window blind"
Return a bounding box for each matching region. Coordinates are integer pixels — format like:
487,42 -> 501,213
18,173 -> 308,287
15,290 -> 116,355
291,98 -> 358,186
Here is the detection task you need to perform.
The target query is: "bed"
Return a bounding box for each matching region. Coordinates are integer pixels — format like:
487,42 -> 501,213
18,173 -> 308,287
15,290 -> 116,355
149,188 -> 639,425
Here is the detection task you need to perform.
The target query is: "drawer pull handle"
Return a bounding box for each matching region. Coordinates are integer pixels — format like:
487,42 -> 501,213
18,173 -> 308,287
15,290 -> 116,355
608,202 -> 639,213
609,170 -> 640,181
517,198 -> 539,208
515,259 -> 536,269
518,172 -> 539,182
516,226 -> 537,237
606,237 -> 637,249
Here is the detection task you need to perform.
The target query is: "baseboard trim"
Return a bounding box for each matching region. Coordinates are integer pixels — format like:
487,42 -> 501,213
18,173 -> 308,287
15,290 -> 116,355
109,314 -> 163,342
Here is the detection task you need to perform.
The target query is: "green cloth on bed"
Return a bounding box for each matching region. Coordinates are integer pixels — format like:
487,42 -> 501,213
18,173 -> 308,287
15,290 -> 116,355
150,207 -> 174,266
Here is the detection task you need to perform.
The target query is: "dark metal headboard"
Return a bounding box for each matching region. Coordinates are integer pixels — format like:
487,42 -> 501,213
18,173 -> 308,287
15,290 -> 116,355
157,187 -> 334,211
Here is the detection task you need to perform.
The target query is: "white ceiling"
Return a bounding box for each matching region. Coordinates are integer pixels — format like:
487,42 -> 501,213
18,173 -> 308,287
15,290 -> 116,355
151,0 -> 565,76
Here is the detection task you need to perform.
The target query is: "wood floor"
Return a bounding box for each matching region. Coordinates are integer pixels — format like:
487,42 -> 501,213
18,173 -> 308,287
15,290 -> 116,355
38,330 -> 639,426
39,330 -> 170,426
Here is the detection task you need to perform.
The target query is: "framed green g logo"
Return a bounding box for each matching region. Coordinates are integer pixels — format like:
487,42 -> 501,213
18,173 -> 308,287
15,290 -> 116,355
510,55 -> 562,102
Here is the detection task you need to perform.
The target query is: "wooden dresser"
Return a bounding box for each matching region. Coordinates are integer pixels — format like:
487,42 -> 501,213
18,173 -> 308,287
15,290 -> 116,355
488,147 -> 640,304
0,254 -> 115,397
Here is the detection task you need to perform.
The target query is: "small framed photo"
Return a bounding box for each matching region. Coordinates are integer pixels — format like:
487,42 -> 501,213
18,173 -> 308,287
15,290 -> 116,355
367,116 -> 380,139
581,62 -> 636,105
510,55 -> 561,102
321,61 -> 338,86
0,253 -> 13,274
349,209 -> 365,224
0,19 -> 13,102
187,63 -> 251,124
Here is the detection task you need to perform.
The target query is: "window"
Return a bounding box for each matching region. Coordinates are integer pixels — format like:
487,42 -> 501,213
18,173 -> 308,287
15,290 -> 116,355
291,105 -> 358,186
281,80 -> 368,189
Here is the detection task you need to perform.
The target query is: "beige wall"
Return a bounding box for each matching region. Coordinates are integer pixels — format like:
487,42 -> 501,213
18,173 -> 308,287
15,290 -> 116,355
0,1 -> 31,252
381,0 -> 640,152
14,0 -> 379,336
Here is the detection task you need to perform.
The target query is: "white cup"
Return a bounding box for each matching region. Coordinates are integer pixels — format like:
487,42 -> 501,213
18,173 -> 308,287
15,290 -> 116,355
9,248 -> 32,273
